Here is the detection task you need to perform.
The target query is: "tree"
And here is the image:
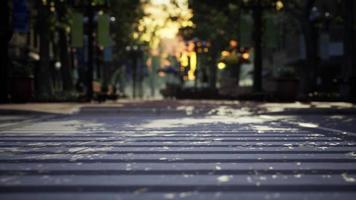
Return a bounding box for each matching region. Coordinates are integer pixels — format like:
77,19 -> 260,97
0,0 -> 11,103
56,0 -> 74,92
190,0 -> 282,93
110,0 -> 143,60
107,0 -> 144,94
189,0 -> 240,89
36,0 -> 54,98
284,0 -> 319,95
342,0 -> 355,100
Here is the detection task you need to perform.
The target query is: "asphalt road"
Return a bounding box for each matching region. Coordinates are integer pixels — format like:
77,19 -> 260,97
1,102 -> 356,200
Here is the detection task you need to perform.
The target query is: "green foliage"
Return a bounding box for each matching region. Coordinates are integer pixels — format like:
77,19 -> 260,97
189,0 -> 242,64
190,0 -> 239,42
110,0 -> 144,59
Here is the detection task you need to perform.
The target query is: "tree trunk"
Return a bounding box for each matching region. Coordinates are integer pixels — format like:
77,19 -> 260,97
37,2 -> 53,98
86,7 -> 94,100
0,0 -> 11,103
57,2 -> 74,92
58,29 -> 73,92
300,0 -> 318,96
234,63 -> 241,86
209,56 -> 218,90
209,40 -> 222,90
252,5 -> 263,93
302,20 -> 318,94
342,0 -> 355,100
132,53 -> 137,99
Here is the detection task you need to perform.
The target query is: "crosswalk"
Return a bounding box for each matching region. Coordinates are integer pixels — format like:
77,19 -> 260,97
0,110 -> 356,199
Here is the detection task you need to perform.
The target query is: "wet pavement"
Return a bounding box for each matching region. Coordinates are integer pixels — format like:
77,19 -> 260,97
0,101 -> 356,200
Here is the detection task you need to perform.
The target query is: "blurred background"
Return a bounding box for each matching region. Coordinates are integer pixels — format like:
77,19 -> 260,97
1,0 -> 355,103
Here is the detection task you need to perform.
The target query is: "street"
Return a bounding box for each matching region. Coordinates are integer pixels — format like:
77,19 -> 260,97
3,1 -> 356,199
0,101 -> 356,199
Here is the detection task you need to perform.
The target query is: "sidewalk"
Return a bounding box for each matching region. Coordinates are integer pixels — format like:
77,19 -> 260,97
0,103 -> 83,115
1,100 -> 356,132
1,100 -> 356,115
0,103 -> 83,131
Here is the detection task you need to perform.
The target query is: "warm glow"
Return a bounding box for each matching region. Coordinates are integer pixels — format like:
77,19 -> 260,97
187,42 -> 195,52
151,0 -> 170,5
180,52 -> 189,67
137,0 -> 193,48
242,52 -> 250,60
188,52 -> 197,80
230,40 -> 238,48
221,51 -> 230,57
276,0 -> 284,11
217,62 -> 226,70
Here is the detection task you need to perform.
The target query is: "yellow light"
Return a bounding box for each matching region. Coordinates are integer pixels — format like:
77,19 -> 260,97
187,42 -> 195,52
182,20 -> 194,27
180,52 -> 189,67
132,32 -> 139,39
217,62 -> 226,70
242,52 -> 250,60
188,52 -> 197,80
276,1 -> 284,11
187,21 -> 194,27
221,51 -> 230,57
229,40 -> 238,48
137,0 -> 193,48
152,0 -> 170,5
138,24 -> 145,32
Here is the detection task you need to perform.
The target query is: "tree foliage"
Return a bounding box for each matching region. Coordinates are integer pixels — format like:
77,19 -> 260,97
110,0 -> 144,60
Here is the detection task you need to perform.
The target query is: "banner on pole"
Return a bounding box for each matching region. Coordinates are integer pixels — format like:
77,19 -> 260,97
71,12 -> 84,48
97,14 -> 111,48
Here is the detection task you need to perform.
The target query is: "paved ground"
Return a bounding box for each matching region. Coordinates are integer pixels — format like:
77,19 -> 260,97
1,101 -> 356,200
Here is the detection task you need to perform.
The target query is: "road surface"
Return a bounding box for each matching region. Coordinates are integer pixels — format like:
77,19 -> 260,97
0,101 -> 356,199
